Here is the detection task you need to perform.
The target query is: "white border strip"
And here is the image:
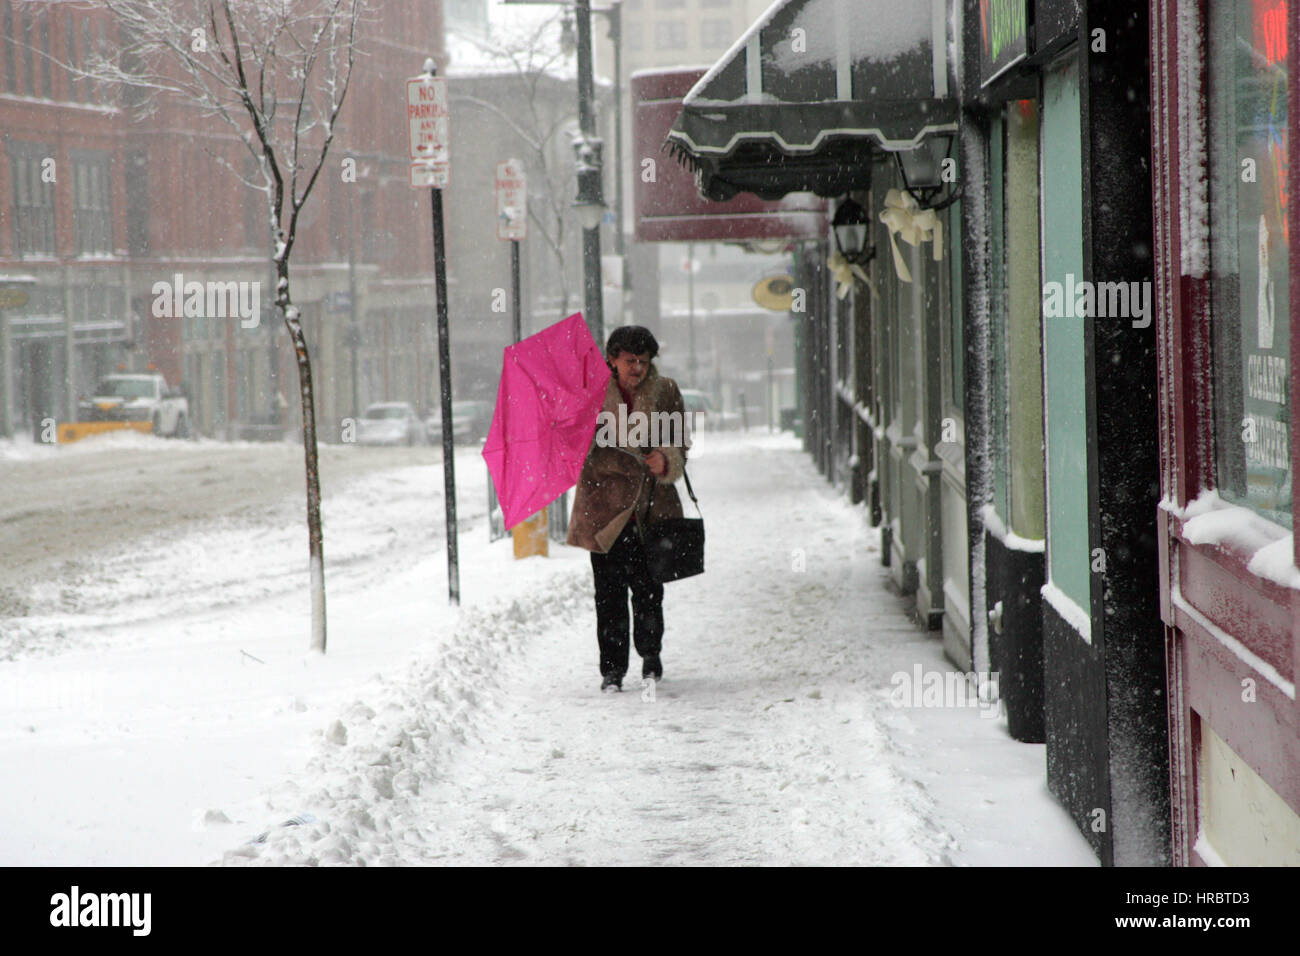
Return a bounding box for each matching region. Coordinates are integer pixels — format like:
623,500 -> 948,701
745,33 -> 763,104
1192,833 -> 1228,867
667,121 -> 961,158
1042,579 -> 1092,644
1171,588 -> 1295,700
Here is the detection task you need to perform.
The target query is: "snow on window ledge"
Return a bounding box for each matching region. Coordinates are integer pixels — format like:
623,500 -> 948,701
980,504 -> 1045,553
1176,490 -> 1300,591
1041,579 -> 1091,644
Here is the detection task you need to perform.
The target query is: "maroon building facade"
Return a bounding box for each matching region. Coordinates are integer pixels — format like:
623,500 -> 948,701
1,0 -> 447,440
1151,0 -> 1300,864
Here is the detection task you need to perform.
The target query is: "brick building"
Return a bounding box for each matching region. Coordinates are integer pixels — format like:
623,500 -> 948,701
0,0 -> 451,440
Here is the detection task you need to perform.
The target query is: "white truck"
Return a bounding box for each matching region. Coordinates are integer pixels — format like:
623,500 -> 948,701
76,373 -> 190,439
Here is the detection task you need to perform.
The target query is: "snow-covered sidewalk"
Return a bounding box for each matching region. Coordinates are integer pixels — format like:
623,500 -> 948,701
0,432 -> 1096,866
223,433 -> 1096,866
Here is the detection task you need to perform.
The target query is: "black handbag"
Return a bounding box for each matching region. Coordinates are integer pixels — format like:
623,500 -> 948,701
638,466 -> 704,583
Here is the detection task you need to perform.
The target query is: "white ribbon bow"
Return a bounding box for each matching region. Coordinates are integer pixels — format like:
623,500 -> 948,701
827,250 -> 877,301
878,188 -> 944,283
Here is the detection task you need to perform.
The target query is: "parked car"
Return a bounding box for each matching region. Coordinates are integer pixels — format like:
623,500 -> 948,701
680,389 -> 742,432
680,389 -> 714,432
426,400 -> 493,445
356,402 -> 424,446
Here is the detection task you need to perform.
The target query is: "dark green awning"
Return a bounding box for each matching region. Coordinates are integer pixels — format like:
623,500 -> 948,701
666,0 -> 958,201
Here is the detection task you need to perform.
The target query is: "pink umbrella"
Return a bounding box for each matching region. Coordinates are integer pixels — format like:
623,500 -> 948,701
482,313 -> 611,529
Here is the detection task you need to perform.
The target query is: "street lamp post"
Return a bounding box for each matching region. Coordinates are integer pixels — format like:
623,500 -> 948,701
686,243 -> 697,384
345,322 -> 360,420
605,3 -> 626,299
574,0 -> 605,347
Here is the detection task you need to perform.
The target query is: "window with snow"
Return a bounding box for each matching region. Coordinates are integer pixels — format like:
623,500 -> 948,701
1208,0 -> 1292,528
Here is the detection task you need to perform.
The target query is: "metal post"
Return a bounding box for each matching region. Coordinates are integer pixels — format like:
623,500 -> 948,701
576,0 -> 604,346
608,4 -> 626,304
347,325 -> 360,419
0,309 -> 10,438
687,242 -> 696,384
348,196 -> 359,419
431,186 -> 460,606
62,266 -> 75,429
511,239 -> 522,343
767,352 -> 774,433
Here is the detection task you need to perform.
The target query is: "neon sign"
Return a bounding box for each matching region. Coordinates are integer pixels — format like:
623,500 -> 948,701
979,0 -> 1028,87
1253,0 -> 1287,66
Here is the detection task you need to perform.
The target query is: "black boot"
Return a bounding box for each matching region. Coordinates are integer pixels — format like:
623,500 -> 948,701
641,655 -> 662,681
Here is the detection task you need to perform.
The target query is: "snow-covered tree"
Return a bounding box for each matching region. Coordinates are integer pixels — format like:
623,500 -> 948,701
84,0 -> 367,653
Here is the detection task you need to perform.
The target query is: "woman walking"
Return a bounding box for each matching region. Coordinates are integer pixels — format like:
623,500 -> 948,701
567,326 -> 688,692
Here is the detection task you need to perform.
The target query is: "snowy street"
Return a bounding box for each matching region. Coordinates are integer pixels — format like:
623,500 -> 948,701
1,432 -> 1094,866
5,0 -> 1299,885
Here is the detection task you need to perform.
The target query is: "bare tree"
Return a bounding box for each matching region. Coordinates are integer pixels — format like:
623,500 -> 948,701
84,0 -> 367,653
449,13 -> 582,320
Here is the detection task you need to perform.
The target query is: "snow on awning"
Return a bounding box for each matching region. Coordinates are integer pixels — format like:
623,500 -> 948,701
665,0 -> 958,201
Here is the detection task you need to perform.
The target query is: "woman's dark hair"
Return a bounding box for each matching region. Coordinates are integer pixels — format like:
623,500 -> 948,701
605,325 -> 659,360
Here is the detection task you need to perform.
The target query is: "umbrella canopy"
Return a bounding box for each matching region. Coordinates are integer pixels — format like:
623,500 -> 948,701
482,313 -> 611,530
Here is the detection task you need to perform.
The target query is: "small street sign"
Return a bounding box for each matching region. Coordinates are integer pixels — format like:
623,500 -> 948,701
407,73 -> 449,188
410,162 -> 448,188
495,159 -> 527,241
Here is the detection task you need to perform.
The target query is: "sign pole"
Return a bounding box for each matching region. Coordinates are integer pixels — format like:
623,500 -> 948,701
494,158 -> 543,557
0,308 -> 10,439
409,56 -> 458,605
495,159 -> 527,344
431,184 -> 459,605
510,239 -> 522,344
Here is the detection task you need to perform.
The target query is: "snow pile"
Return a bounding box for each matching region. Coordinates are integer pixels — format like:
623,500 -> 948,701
981,504 -> 1045,553
224,575 -> 589,867
1246,537 -> 1300,591
1,463 -> 477,661
1181,490 -> 1300,590
0,430 -> 200,462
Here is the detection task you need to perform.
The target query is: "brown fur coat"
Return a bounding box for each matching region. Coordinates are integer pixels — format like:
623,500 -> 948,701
566,364 -> 688,553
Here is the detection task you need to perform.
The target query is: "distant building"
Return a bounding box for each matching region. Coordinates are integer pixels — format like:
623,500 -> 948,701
595,2 -> 801,417
446,0 -> 491,40
0,0 -> 448,439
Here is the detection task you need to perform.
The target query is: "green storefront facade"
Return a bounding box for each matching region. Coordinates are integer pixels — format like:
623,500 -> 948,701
671,0 -> 1171,864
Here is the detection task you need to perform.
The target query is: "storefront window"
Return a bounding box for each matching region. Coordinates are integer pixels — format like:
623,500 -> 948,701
989,115 -> 1010,521
1041,54 -> 1092,618
948,198 -> 964,414
1210,0 -> 1292,527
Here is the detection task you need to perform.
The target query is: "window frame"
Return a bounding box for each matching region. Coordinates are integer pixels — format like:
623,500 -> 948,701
71,149 -> 114,257
10,142 -> 57,257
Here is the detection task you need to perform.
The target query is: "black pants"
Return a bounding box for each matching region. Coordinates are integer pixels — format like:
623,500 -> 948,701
591,522 -> 663,680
